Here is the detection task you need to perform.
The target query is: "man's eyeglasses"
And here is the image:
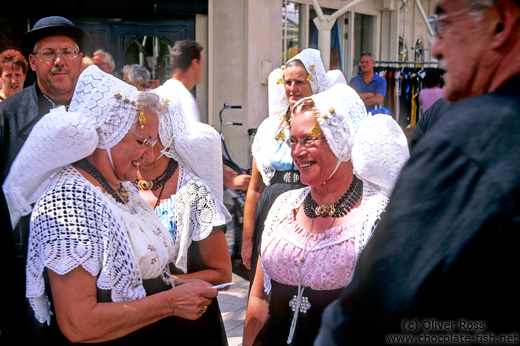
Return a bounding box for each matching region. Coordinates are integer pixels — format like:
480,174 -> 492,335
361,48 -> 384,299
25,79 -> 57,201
428,8 -> 471,38
130,131 -> 158,148
286,136 -> 324,150
33,48 -> 78,61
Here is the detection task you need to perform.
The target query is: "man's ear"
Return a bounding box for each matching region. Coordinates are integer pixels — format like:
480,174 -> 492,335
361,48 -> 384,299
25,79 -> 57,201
190,58 -> 199,69
490,0 -> 520,49
28,54 -> 38,72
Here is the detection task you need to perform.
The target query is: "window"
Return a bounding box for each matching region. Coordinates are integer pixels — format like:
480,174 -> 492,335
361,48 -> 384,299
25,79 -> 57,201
124,35 -> 172,86
309,6 -> 343,70
282,1 -> 304,61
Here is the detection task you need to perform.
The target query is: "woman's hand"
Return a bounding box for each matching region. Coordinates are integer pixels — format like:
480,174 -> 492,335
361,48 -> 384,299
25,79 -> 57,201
167,279 -> 218,320
48,268 -> 218,343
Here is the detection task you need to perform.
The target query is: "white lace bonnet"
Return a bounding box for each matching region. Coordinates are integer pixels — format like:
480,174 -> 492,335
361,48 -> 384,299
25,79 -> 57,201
3,65 -> 148,226
157,95 -> 225,202
293,83 -> 410,196
268,48 -> 347,118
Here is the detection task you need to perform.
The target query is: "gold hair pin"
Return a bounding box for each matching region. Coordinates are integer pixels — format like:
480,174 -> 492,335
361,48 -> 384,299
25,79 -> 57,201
138,110 -> 146,129
310,124 -> 323,138
137,97 -> 146,129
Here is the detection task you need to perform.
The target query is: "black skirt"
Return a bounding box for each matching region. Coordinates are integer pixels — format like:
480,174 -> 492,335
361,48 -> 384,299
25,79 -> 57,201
37,239 -> 228,346
254,281 -> 344,346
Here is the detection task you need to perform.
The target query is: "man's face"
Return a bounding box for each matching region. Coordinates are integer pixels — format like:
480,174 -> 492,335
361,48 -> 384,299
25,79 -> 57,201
0,65 -> 26,98
29,35 -> 82,101
359,55 -> 375,73
92,54 -> 111,73
431,0 -> 489,102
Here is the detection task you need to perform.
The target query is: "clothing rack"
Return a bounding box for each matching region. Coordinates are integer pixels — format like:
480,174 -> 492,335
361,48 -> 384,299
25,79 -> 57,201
375,60 -> 439,67
373,62 -> 444,127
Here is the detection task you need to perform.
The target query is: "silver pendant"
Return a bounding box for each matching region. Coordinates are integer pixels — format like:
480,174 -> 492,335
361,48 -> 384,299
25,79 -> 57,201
289,295 -> 311,314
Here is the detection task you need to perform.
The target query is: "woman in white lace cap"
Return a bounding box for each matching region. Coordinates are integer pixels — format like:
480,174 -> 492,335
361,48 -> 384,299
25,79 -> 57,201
242,49 -> 347,285
134,93 -> 232,345
3,66 -> 217,345
243,83 -> 410,346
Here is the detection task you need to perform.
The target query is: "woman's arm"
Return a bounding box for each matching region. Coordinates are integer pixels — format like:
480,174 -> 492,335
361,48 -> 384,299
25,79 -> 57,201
242,260 -> 270,346
241,158 -> 265,269
171,228 -> 232,285
48,266 -> 217,343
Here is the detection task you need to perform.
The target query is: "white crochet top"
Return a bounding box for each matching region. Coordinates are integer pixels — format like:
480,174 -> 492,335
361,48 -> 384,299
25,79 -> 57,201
155,165 -> 231,273
261,183 -> 388,294
26,165 -> 175,325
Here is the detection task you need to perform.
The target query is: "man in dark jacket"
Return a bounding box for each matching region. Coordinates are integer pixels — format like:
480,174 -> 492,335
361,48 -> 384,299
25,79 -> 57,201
0,16 -> 91,344
316,1 -> 520,344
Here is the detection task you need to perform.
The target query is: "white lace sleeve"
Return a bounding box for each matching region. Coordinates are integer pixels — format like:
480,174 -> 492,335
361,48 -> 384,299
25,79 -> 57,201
173,168 -> 232,273
355,184 -> 389,256
26,167 -> 145,325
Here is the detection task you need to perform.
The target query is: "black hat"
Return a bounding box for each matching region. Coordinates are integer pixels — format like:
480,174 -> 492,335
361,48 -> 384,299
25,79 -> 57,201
20,16 -> 92,57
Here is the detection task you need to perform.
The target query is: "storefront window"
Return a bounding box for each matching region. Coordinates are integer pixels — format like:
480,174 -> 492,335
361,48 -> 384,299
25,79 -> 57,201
282,1 -> 343,70
124,35 -> 172,87
282,1 -> 303,61
352,13 -> 375,75
414,38 -> 424,62
399,36 -> 408,62
309,6 -> 342,70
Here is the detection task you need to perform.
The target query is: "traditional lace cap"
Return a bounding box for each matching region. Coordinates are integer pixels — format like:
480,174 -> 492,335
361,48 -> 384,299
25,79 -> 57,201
3,65 -> 145,227
294,83 -> 409,197
3,109 -> 98,226
158,95 -> 225,203
69,65 -> 142,149
268,48 -> 347,118
304,82 -> 368,163
351,114 -> 410,197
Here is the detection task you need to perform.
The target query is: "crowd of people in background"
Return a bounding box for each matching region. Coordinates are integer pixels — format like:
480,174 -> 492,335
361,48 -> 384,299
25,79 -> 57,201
1,0 -> 519,344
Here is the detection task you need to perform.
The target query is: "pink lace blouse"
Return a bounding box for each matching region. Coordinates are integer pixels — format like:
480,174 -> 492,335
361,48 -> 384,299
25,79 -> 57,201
261,211 -> 358,291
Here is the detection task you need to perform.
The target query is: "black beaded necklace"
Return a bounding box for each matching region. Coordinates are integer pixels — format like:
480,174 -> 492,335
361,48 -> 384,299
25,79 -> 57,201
303,175 -> 363,218
133,158 -> 178,191
74,158 -> 128,204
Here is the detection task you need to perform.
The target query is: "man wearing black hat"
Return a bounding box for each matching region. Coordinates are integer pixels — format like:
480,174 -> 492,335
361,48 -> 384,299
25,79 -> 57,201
0,16 -> 90,344
0,16 -> 91,181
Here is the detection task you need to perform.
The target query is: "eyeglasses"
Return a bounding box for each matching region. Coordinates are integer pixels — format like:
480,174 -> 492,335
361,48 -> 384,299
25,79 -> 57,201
286,136 -> 324,150
130,131 -> 158,148
33,48 -> 78,61
428,8 -> 471,38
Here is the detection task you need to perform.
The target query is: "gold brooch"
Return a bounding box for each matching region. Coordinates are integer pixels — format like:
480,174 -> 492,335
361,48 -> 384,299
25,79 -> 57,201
315,204 -> 335,217
275,130 -> 286,142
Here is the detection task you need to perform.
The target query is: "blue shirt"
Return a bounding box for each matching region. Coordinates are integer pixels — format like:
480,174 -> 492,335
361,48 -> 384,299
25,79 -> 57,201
349,73 -> 387,111
270,130 -> 298,172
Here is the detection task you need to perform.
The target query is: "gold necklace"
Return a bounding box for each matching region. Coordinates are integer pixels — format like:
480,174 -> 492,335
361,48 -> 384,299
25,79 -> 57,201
133,159 -> 178,191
